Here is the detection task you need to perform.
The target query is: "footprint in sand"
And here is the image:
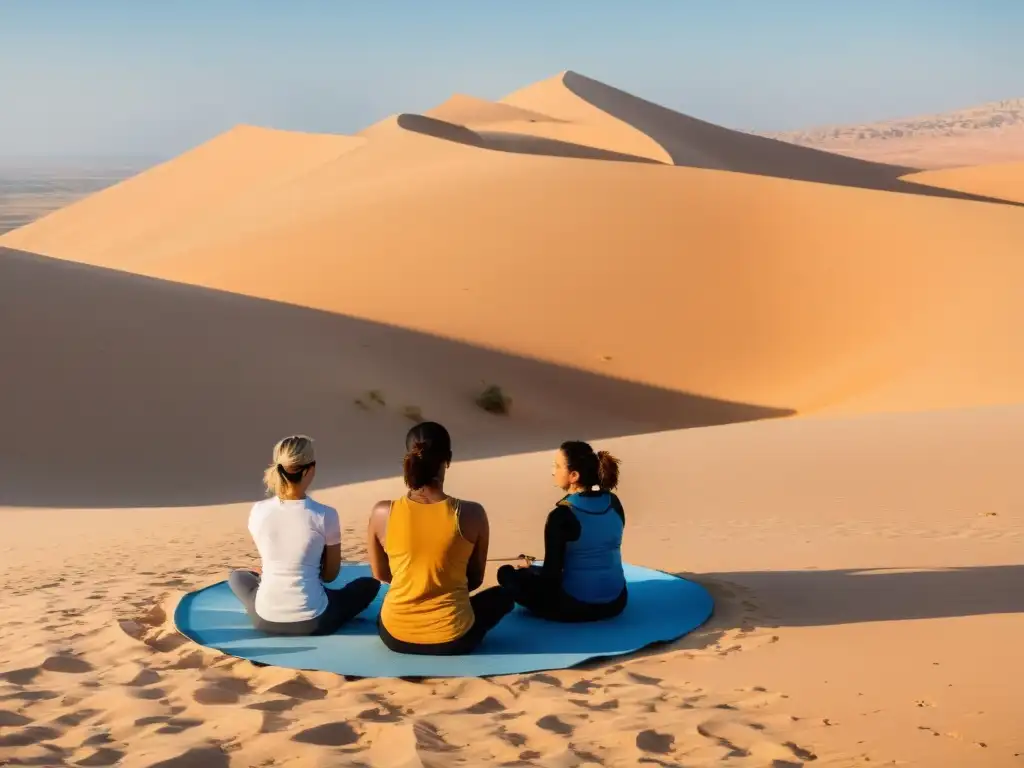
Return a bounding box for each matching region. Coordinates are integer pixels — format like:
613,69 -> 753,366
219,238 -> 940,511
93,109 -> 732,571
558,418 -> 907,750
131,686 -> 169,701
626,671 -> 662,686
567,679 -> 600,694
155,718 -> 205,736
497,726 -> 528,748
357,703 -> 404,723
0,724 -> 62,748
265,676 -> 327,701
259,713 -> 291,734
123,668 -> 162,687
42,653 -> 93,674
570,697 -> 619,712
536,714 -> 574,736
0,709 -> 32,727
76,747 -> 126,767
636,728 -> 675,754
192,676 -> 250,705
144,746 -> 230,768
247,698 -> 300,713
292,721 -> 361,747
54,708 -> 101,727
0,688 -> 60,702
461,696 -> 506,714
82,731 -> 113,747
0,665 -> 42,685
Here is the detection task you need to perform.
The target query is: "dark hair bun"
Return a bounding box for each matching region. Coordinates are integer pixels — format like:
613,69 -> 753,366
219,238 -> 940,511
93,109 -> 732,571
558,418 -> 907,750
403,422 -> 453,490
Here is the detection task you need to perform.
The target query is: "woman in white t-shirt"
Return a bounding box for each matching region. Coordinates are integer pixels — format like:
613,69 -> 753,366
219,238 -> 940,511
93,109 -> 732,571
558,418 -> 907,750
228,435 -> 381,636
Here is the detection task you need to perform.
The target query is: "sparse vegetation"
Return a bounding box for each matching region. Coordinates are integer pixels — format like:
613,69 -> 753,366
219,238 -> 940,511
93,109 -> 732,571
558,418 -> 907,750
355,389 -> 387,410
475,384 -> 511,415
401,405 -> 424,422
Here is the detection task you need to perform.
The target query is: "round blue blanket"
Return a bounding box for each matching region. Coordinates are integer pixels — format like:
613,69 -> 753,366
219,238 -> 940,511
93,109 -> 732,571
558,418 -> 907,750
173,563 -> 713,678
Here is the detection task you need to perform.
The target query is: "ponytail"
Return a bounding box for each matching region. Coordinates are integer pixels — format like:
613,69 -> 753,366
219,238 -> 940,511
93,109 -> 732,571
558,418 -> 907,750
596,450 -> 620,491
560,441 -> 621,491
263,435 -> 316,497
403,421 -> 453,490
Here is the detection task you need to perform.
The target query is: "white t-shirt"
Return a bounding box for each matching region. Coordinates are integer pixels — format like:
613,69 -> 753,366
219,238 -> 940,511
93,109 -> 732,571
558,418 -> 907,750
248,496 -> 342,623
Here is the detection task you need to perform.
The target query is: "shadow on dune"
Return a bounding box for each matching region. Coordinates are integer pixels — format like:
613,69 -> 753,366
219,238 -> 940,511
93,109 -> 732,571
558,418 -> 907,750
693,565 -> 1024,627
395,113 -> 660,165
0,247 -> 793,509
478,131 -> 662,164
561,71 -> 1024,207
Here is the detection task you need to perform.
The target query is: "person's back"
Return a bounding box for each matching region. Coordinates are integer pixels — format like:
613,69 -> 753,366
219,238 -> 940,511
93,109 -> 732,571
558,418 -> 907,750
379,495 -> 474,643
249,495 -> 338,623
368,421 -> 514,655
497,441 -> 628,623
559,490 -> 626,605
226,434 -> 380,636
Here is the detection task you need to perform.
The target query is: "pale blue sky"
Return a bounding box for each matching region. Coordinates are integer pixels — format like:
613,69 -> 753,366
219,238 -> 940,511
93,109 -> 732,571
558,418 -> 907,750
1,1 -> 1020,161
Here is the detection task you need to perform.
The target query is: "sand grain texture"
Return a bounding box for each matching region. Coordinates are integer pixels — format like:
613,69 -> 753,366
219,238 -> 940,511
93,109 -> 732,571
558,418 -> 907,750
2,71 -> 1024,766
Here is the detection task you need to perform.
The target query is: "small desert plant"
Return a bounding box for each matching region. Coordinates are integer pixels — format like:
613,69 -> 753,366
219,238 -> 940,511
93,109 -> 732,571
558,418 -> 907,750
475,384 -> 511,415
401,405 -> 424,422
367,390 -> 386,407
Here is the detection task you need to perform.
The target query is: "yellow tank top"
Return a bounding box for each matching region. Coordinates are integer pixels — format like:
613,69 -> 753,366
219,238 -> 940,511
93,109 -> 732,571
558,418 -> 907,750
379,495 -> 476,644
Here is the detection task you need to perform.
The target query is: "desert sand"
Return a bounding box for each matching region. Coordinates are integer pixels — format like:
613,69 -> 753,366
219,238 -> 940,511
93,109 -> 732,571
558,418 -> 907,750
902,161 -> 1024,205
2,70 -> 1023,766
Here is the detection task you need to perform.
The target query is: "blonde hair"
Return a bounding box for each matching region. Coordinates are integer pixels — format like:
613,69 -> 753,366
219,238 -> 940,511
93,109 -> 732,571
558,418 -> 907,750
263,434 -> 316,497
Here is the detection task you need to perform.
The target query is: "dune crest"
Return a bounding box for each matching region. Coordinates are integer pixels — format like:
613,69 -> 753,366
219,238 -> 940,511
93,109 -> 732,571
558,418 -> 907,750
426,93 -> 563,126
499,70 -> 674,163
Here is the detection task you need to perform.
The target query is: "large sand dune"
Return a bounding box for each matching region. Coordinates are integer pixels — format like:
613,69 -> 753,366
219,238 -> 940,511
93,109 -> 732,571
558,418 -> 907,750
3,71 -> 1024,766
4,72 -> 1024,417
0,245 -> 786,508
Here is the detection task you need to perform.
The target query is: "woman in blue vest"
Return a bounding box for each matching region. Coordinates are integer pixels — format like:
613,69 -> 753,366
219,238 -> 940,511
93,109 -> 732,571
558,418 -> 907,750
497,440 -> 627,622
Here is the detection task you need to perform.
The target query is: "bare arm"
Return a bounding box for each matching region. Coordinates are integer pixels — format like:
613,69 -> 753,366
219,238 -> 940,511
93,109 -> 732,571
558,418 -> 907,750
460,501 -> 490,592
320,543 -> 342,583
367,500 -> 393,584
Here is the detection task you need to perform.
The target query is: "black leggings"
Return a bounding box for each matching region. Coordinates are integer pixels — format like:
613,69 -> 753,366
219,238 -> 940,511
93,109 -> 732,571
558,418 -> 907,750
228,570 -> 381,636
378,586 -> 514,655
497,564 -> 627,623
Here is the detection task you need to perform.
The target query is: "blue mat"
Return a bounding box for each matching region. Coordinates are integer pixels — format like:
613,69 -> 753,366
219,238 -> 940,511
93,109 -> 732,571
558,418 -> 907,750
173,563 -> 714,678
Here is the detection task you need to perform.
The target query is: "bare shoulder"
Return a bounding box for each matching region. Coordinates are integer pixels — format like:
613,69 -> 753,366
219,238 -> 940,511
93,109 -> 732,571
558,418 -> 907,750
368,499 -> 392,537
370,499 -> 393,518
455,498 -> 488,537
457,498 -> 487,519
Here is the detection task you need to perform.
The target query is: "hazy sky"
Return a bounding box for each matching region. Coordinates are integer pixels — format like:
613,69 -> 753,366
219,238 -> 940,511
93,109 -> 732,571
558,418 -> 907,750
1,1 -> 1020,161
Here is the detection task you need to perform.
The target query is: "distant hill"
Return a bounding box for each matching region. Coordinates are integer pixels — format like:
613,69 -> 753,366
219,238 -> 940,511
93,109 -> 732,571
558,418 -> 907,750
762,98 -> 1024,169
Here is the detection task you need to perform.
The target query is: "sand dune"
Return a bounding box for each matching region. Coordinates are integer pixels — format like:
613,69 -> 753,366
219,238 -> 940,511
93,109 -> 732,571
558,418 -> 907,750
0,245 -> 786,508
0,125 -> 365,263
4,70 -> 1024,766
4,83 -> 1024,414
902,161 -> 1024,204
506,72 -> 1022,202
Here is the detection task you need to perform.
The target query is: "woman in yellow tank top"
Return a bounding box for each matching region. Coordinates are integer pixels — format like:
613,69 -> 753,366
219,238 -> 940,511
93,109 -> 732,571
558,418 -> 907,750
367,421 -> 514,655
